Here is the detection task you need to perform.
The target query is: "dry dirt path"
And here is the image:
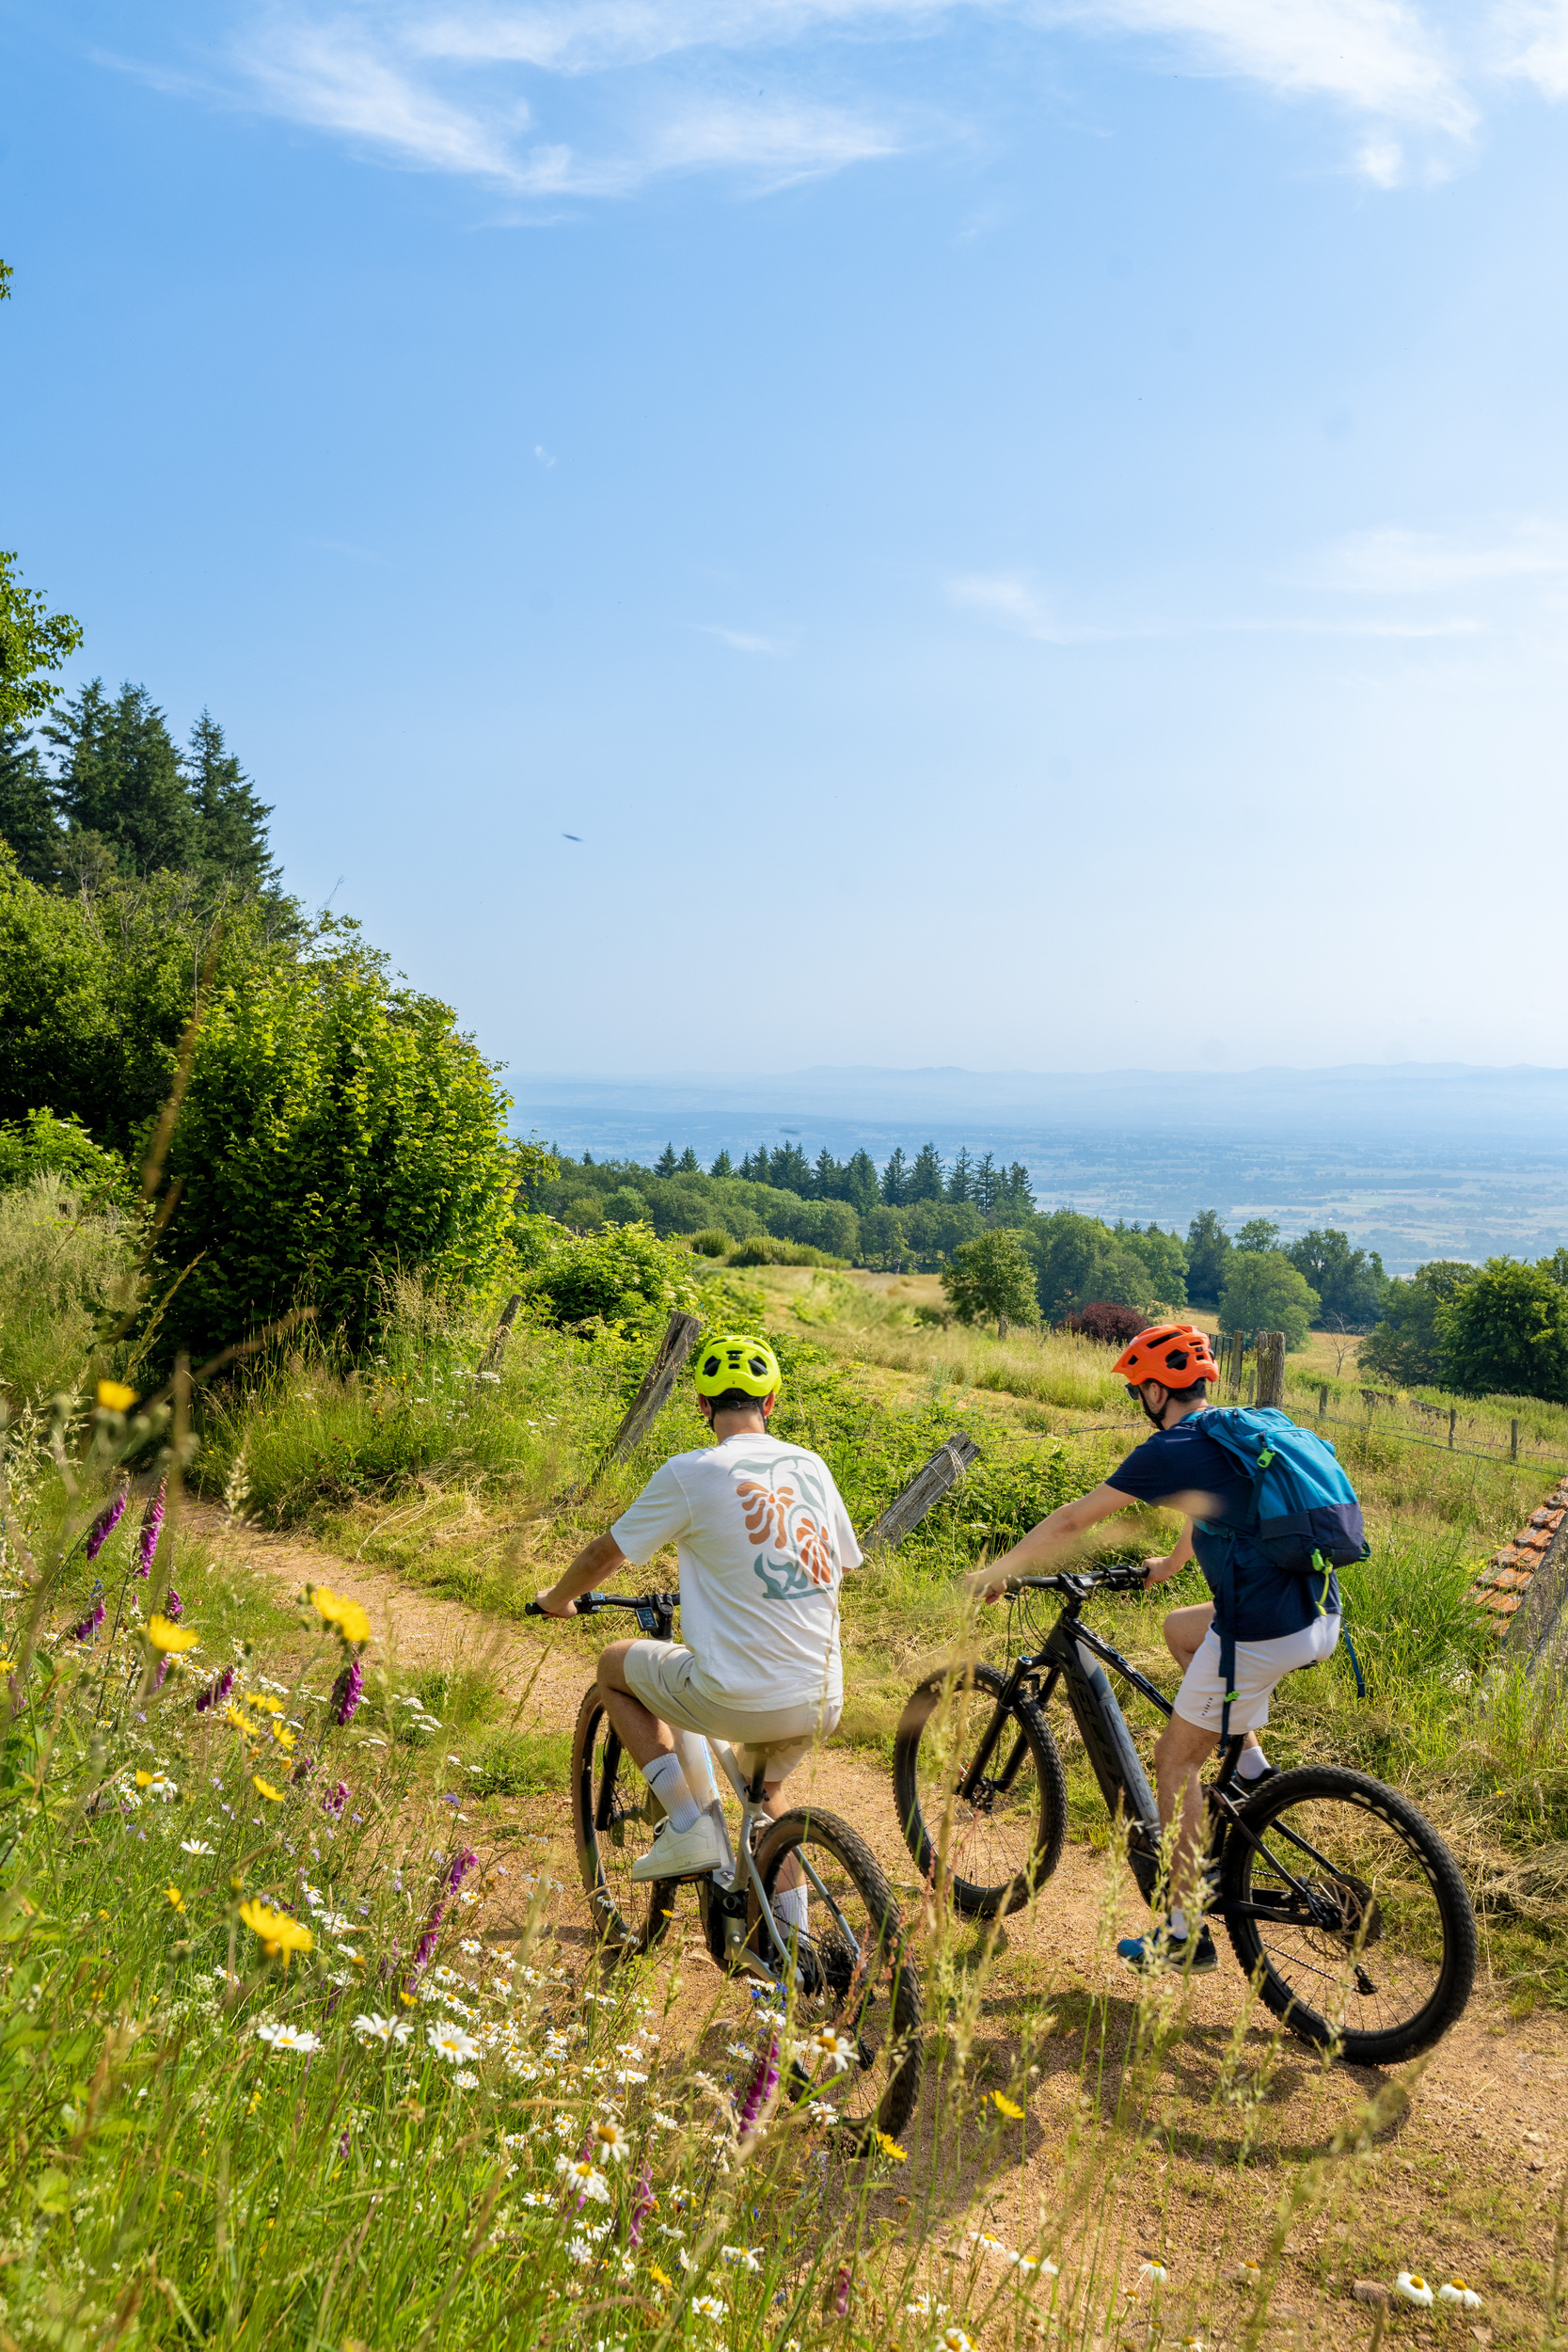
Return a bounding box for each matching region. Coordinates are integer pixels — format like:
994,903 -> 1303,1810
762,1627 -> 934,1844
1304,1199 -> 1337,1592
190,1501 -> 1567,2344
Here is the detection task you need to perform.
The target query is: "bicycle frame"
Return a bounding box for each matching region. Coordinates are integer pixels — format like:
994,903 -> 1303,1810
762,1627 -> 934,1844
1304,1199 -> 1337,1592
562,1590 -> 866,1992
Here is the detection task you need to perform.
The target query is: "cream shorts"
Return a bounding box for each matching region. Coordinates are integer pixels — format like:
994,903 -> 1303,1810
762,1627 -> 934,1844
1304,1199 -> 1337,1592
1172,1614 -> 1342,1735
621,1640 -> 840,1782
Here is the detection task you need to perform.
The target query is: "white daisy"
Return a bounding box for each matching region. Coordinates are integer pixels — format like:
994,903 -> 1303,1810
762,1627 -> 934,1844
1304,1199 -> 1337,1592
180,1837 -> 214,1855
428,2021 -> 481,2063
1137,2262 -> 1169,2288
905,2294 -> 946,2318
590,2120 -> 631,2164
1397,2276 -> 1434,2310
1438,2281 -> 1482,2312
721,2246 -> 760,2272
260,2023 -> 322,2054
451,2068 -> 480,2090
353,2013 -> 411,2046
567,2235 -> 598,2265
690,2296 -> 726,2322
800,2026 -> 856,2073
556,2155 -> 611,2204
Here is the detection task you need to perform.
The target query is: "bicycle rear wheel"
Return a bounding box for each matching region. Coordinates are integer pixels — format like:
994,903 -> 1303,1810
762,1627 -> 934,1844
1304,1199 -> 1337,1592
748,1806 -> 923,2151
570,1687 -> 678,1960
1219,1764 -> 1476,2066
895,1664 -> 1066,1917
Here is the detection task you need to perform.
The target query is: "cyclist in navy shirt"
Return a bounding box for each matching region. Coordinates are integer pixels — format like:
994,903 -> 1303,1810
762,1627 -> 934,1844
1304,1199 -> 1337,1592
965,1321 -> 1342,1974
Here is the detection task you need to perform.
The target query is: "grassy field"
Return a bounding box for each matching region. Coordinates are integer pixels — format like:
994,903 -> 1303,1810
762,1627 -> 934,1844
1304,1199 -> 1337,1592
4,1262 -> 1568,2345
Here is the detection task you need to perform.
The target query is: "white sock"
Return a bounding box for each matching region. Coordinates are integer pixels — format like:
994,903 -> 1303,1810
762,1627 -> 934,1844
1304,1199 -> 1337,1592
1238,1745 -> 1271,1781
772,1885 -> 809,1936
1167,1906 -> 1189,1941
641,1751 -> 701,1835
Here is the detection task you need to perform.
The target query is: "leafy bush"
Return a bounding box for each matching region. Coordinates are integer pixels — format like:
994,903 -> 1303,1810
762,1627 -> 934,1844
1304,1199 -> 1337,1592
0,1172 -> 138,1403
1360,1260 -> 1475,1388
1062,1300 -> 1148,1346
1218,1248 -> 1320,1349
942,1227 -> 1039,1337
522,1219 -> 700,1330
1284,1227 -> 1387,1329
689,1228 -> 730,1258
1437,1258 -> 1568,1401
0,1105 -> 131,1203
728,1235 -> 842,1268
1031,1211 -> 1155,1322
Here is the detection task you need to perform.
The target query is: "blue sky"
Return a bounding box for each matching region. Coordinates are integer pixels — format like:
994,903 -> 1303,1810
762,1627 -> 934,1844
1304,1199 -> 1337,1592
5,0 -> 1568,1088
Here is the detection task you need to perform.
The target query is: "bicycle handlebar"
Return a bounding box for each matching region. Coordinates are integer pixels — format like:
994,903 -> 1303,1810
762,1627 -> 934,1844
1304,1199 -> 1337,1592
1005,1564 -> 1149,1598
524,1589 -> 680,1631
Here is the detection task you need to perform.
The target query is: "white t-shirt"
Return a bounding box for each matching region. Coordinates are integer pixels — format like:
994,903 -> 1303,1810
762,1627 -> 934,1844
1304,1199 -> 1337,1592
610,1433 -> 862,1713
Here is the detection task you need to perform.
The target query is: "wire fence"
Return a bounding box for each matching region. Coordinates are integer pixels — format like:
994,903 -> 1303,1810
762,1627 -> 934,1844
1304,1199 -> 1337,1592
1047,1396 -> 1568,1477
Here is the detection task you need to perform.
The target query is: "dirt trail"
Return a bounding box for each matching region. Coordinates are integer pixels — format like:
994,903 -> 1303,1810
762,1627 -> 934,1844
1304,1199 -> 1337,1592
190,1500 -> 1568,2337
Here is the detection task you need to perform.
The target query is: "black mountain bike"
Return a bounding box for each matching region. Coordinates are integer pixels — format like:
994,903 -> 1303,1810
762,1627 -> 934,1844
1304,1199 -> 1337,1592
525,1589 -> 923,2146
893,1567 -> 1476,2067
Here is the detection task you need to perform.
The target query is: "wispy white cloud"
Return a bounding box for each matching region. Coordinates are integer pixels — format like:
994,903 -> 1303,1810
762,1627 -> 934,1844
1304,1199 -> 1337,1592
698,623 -> 795,652
1316,520 -> 1568,592
950,567 -> 1484,640
1494,0 -> 1568,100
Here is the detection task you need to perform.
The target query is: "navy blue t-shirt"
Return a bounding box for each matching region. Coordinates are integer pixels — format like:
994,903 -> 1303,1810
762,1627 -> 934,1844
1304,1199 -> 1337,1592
1105,1413 -> 1340,1643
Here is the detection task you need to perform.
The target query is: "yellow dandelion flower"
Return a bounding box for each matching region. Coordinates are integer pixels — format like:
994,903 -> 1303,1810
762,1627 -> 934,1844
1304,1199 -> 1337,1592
992,2091 -> 1026,2121
166,1885 -> 185,1913
253,1775 -> 285,1803
875,2133 -> 909,2162
239,1899 -> 313,1966
148,1615 -> 198,1655
246,1692 -> 285,1714
224,1704 -> 259,1738
650,2264 -> 673,2291
96,1379 -> 138,1413
268,1721 -> 296,1753
309,1586 -> 373,1646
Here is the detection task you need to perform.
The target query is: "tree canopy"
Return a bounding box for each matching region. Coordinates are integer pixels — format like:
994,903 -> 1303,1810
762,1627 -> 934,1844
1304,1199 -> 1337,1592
1218,1249 -> 1320,1349
942,1227 -> 1040,1338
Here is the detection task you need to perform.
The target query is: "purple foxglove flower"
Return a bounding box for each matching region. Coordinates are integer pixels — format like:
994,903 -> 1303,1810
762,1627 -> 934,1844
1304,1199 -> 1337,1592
85,1485 -> 129,1561
195,1663 -> 236,1714
152,1655 -> 169,1691
292,1754 -> 316,1785
164,1587 -> 182,1622
134,1480 -> 166,1579
331,1656 -> 363,1725
736,2034 -> 781,2138
629,2161 -> 655,2247
446,1847 -> 478,1893
70,1597 -> 107,1643
322,1780 -> 349,1819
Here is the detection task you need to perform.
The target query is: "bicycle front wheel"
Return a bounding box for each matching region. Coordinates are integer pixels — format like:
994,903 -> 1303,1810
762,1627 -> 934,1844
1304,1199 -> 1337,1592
748,1806 -> 923,2150
570,1687 -> 678,1961
1220,1764 -> 1476,2066
894,1664 -> 1066,1917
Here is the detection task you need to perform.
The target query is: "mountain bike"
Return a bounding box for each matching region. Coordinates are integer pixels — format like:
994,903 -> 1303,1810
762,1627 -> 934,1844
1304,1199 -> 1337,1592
893,1567 -> 1477,2067
525,1589 -> 923,2145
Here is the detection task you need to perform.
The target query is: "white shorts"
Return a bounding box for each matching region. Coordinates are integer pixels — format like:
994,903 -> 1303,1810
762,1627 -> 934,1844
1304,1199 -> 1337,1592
1172,1615 -> 1341,1735
621,1640 -> 840,1782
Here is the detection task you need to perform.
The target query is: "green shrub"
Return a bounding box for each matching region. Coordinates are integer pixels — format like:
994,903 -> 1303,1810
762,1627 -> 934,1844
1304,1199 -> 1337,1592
1218,1248 -> 1320,1349
728,1235 -> 841,1268
1438,1258 -> 1568,1401
0,1106 -> 131,1203
0,1172 -> 139,1404
689,1228 -> 730,1258
942,1226 -> 1039,1338
1361,1260 -> 1474,1387
522,1218 -> 700,1330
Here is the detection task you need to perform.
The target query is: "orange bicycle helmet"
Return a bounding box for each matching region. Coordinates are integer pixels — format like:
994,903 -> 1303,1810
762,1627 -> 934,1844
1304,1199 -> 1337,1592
1111,1323 -> 1218,1391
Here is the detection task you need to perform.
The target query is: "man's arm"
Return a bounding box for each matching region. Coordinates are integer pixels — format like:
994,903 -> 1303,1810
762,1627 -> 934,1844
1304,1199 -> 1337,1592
535,1531 -> 627,1618
1143,1520 -> 1195,1587
962,1481 -> 1136,1603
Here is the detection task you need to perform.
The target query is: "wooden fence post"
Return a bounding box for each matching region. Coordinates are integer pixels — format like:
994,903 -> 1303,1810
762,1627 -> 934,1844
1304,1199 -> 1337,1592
606,1311 -> 705,1465
481,1293 -> 522,1374
1254,1331 -> 1286,1409
1318,1383 -> 1328,1422
1511,1418 -> 1520,1463
863,1435 -> 982,1551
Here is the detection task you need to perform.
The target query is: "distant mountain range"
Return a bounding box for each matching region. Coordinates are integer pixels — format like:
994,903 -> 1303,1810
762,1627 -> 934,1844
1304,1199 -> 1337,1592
510,1064 -> 1568,1276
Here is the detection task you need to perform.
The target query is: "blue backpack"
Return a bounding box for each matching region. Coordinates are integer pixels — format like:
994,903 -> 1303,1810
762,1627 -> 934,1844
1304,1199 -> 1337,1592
1193,1407 -> 1369,1739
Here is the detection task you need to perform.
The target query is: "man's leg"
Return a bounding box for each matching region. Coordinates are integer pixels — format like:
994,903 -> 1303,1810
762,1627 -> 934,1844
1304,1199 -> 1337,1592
1164,1604 -> 1264,1766
596,1642 -> 703,1835
1152,1710 -> 1220,1918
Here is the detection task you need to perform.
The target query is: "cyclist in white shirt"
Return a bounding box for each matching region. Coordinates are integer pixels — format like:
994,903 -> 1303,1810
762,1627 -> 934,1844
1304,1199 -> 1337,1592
534,1334 -> 860,1902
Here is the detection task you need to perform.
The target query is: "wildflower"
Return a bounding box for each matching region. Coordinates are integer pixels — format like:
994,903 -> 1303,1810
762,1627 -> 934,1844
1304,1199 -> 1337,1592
253,1776 -> 285,1803
247,1692 -> 284,1713
256,2022 -> 323,2053
322,1780 -> 349,1818
937,2331 -> 976,2352
1233,2262 -> 1262,2287
135,1770 -> 177,1798
800,2026 -> 856,2073
971,2233 -> 1013,2260
690,2296 -> 727,2322
353,2013 -> 411,2046
164,1587 -> 183,1622
556,2155 -> 611,2204
452,2068 -> 480,2089
806,2101 -> 838,2125
652,2110 -> 681,2130
71,1597 -> 107,1643
905,2294 -> 947,2318
309,1585 -> 373,1646
135,1482 -> 166,1579
650,2264 -> 673,2292
566,2235 -> 598,2265
1137,2263 -> 1169,2288
180,1837 -> 214,1855
590,2119 -> 631,2164
148,1614 -> 197,1655
615,2066 -> 649,2085
428,2021 -> 480,2063
721,2247 -> 761,2272
459,1937 -> 483,1955
1396,2276 -> 1434,2310
876,2132 -> 909,2162
85,1481 -> 130,1556
1438,2280 -> 1482,2312
992,2091 -> 1026,2121
331,1656 -> 364,1725
268,1720 -> 296,1753
225,1704 -> 258,1737
1019,2258 -> 1059,2280
239,1899 -> 313,1966
96,1379 -> 138,1415
165,1885 -> 185,1913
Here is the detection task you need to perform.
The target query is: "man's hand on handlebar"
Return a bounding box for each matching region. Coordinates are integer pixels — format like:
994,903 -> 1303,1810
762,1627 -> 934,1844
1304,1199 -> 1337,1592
532,1586 -> 578,1618
961,1565 -> 1014,1607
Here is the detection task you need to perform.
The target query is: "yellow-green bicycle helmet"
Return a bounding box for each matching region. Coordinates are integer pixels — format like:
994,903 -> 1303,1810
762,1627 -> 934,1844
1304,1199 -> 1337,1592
694,1332 -> 782,1398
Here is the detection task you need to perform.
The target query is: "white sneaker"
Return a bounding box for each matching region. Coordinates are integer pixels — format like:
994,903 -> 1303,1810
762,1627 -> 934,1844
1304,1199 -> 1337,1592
629,1813 -> 730,1882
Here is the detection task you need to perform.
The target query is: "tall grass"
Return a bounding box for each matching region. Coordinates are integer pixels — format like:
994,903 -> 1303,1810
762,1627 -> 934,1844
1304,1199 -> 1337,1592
0,1172 -> 140,1406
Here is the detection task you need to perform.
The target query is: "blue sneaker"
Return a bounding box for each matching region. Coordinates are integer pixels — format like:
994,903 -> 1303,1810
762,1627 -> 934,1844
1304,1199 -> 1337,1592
1117,1922 -> 1219,1974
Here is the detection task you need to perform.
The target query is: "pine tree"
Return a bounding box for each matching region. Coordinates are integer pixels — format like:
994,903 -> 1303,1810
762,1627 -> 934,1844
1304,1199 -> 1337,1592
813,1146 -> 842,1199
881,1147 -> 909,1205
948,1145 -> 974,1204
184,711 -> 277,889
907,1141 -> 945,1202
1001,1161 -> 1036,1215
739,1146 -> 770,1184
770,1142 -> 812,1195
0,724 -> 61,883
843,1150 -> 880,1216
677,1146 -> 699,1173
973,1151 -> 997,1216
44,679 -> 199,877
656,1143 -> 679,1178
709,1149 -> 734,1179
